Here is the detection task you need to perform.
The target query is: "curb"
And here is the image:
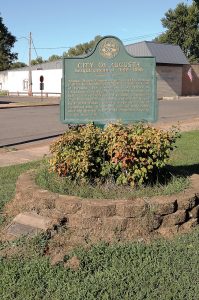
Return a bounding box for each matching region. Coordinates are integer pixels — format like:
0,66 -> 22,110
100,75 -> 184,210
0,103 -> 59,109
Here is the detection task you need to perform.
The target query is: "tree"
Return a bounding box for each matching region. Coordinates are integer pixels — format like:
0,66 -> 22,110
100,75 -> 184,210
48,54 -> 62,61
155,1 -> 199,62
194,0 -> 199,7
63,35 -> 102,57
10,61 -> 27,69
0,16 -> 17,70
31,56 -> 46,65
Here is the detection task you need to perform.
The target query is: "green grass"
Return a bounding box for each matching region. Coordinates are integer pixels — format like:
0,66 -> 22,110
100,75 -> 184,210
0,231 -> 199,300
0,130 -> 199,299
168,130 -> 199,176
36,166 -> 189,199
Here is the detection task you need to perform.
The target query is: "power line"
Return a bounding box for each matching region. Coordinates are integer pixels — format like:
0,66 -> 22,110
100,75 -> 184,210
17,31 -> 163,51
31,38 -> 40,58
33,46 -> 71,50
122,32 -> 163,43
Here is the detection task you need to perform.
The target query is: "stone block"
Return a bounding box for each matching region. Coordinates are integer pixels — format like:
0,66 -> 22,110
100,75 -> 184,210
116,199 -> 148,218
102,216 -> 128,232
68,214 -> 102,229
7,223 -> 40,237
33,189 -> 58,201
157,226 -> 179,238
55,195 -> 82,214
32,189 -> 58,209
179,218 -> 198,232
147,214 -> 163,231
161,210 -> 187,227
188,205 -> 199,219
126,217 -> 144,230
190,174 -> 199,194
13,212 -> 53,230
177,192 -> 198,210
124,217 -> 150,237
83,202 -> 116,217
150,196 -> 177,215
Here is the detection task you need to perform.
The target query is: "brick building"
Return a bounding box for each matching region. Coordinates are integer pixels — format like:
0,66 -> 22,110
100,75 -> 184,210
126,41 -> 190,98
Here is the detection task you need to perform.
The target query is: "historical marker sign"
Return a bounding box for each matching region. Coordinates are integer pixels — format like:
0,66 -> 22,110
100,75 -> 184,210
60,36 -> 157,125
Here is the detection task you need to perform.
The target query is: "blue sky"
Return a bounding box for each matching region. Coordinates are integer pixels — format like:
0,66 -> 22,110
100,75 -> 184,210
1,0 -> 192,64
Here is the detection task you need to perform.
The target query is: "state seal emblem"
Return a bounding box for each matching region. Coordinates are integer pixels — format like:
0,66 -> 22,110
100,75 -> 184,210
99,38 -> 120,59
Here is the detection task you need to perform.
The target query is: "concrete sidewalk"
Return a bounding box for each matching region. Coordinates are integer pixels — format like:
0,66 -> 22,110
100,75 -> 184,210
0,144 -> 50,167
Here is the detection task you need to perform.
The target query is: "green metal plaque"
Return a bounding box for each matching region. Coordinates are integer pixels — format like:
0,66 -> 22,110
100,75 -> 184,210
60,36 -> 157,125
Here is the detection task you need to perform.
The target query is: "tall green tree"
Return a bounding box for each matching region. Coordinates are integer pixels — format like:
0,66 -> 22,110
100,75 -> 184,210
31,56 -> 46,65
48,54 -> 62,61
0,16 -> 17,70
155,0 -> 199,62
63,35 -> 102,57
10,61 -> 27,69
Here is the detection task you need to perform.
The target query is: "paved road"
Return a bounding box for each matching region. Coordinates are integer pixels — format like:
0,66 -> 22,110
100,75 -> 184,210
158,98 -> 199,122
0,106 -> 67,146
0,97 -> 199,147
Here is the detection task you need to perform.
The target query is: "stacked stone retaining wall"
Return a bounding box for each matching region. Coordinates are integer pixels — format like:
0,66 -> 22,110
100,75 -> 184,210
6,171 -> 199,242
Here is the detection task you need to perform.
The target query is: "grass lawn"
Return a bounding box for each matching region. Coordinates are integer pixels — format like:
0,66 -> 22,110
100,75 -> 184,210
168,130 -> 199,175
1,232 -> 199,300
0,130 -> 199,300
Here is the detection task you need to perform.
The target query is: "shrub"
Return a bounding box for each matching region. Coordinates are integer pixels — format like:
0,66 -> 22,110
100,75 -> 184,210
101,123 -> 180,186
0,90 -> 8,96
49,124 -> 103,181
49,123 -> 180,186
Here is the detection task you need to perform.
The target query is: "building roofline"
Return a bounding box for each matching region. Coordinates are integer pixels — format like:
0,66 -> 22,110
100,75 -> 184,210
125,40 -> 180,47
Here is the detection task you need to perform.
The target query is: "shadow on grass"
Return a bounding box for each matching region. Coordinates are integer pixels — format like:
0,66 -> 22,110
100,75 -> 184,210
166,163 -> 199,177
148,164 -> 199,187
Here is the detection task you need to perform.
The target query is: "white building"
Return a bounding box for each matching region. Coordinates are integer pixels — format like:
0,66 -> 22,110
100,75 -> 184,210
0,60 -> 62,96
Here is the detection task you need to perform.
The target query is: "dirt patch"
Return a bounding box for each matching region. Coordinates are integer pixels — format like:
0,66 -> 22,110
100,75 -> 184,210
64,255 -> 80,270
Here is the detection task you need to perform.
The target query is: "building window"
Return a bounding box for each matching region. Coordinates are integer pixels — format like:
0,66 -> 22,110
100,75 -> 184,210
23,80 -> 29,91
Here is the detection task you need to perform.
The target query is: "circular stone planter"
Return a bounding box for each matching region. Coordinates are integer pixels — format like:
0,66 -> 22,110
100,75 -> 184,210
5,171 -> 199,242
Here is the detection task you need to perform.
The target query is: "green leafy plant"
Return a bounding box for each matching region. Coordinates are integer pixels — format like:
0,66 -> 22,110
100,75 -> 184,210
49,123 -> 180,186
101,123 -> 180,186
0,90 -> 8,96
49,123 -> 103,181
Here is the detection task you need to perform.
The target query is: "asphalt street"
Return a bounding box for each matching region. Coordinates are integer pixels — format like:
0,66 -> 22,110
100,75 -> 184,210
0,106 -> 67,147
158,98 -> 199,122
0,97 -> 199,147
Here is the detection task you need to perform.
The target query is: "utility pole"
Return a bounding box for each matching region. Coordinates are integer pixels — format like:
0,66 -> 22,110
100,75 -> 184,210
28,32 -> 32,96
